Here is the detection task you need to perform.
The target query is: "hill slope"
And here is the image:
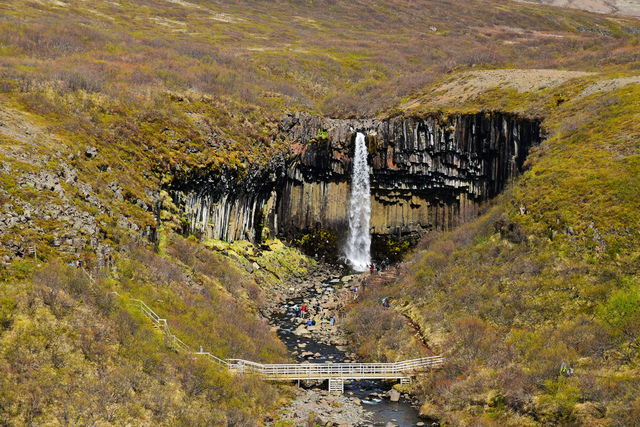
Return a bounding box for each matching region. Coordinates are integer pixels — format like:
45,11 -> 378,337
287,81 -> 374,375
343,70 -> 640,425
0,0 -> 639,426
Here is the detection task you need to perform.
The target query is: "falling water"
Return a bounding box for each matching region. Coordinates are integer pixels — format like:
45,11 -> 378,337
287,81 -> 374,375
344,132 -> 371,271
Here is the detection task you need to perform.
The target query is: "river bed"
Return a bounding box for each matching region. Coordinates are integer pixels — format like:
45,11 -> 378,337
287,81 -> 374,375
270,273 -> 430,427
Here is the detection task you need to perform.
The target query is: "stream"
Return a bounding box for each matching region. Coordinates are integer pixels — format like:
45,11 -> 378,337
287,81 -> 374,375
270,274 -> 430,427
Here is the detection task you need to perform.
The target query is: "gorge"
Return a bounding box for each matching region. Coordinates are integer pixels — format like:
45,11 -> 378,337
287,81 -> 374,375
173,111 -> 542,258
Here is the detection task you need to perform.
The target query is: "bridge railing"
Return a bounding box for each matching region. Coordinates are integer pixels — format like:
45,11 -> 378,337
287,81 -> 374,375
110,292 -> 230,367
226,356 -> 445,380
110,292 -> 444,380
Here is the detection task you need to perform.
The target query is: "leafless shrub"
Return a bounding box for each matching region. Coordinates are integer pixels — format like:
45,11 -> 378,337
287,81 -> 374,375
130,69 -> 159,86
444,317 -> 498,369
56,70 -> 104,93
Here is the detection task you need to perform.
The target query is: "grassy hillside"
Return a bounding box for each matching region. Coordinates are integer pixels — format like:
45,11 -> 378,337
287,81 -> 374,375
0,230 -> 322,425
343,73 -> 640,425
1,0 -> 640,425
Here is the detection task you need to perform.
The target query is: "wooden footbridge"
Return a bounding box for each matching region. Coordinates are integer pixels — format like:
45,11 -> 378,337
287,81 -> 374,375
225,356 -> 445,391
111,292 -> 445,392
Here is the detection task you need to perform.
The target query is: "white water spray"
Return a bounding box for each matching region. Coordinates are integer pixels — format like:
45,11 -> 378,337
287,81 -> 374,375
344,132 -> 371,271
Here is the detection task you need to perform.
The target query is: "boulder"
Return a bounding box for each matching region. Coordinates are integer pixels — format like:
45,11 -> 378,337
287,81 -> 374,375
389,389 -> 400,402
293,325 -> 310,336
85,146 -> 98,158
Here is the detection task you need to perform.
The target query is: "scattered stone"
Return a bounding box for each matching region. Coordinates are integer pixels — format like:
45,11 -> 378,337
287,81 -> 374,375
85,146 -> 98,158
389,389 -> 401,402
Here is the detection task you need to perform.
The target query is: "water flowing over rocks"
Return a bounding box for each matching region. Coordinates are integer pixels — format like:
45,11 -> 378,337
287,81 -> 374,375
267,266 -> 431,426
173,112 -> 540,251
345,132 -> 372,270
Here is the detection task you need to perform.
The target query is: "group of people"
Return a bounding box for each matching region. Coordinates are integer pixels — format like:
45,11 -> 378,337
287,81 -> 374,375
292,302 -> 338,327
369,257 -> 391,276
68,259 -> 83,268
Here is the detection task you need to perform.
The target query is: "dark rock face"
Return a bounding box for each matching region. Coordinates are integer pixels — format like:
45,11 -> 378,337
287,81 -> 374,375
276,112 -> 540,239
174,112 -> 541,244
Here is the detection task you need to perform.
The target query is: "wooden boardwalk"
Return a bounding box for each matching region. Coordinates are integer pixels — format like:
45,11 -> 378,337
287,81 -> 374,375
112,292 -> 444,390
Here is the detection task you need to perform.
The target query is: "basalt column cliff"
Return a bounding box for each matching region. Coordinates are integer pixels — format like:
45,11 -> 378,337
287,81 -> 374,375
276,112 -> 541,239
175,112 -> 541,244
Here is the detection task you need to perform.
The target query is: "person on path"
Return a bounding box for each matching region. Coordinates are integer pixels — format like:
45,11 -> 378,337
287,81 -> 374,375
370,263 -> 374,275
330,312 -> 335,326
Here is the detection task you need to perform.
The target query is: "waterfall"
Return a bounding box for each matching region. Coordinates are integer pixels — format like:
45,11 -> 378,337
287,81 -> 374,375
344,132 -> 371,271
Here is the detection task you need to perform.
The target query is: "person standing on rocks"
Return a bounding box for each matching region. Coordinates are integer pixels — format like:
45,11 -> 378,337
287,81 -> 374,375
330,312 -> 335,326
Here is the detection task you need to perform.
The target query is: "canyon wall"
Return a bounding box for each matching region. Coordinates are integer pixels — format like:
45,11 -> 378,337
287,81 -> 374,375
174,112 -> 541,244
275,112 -> 540,239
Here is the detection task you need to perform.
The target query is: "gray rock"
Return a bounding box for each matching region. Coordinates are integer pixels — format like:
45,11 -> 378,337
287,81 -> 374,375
85,147 -> 98,158
389,389 -> 401,402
